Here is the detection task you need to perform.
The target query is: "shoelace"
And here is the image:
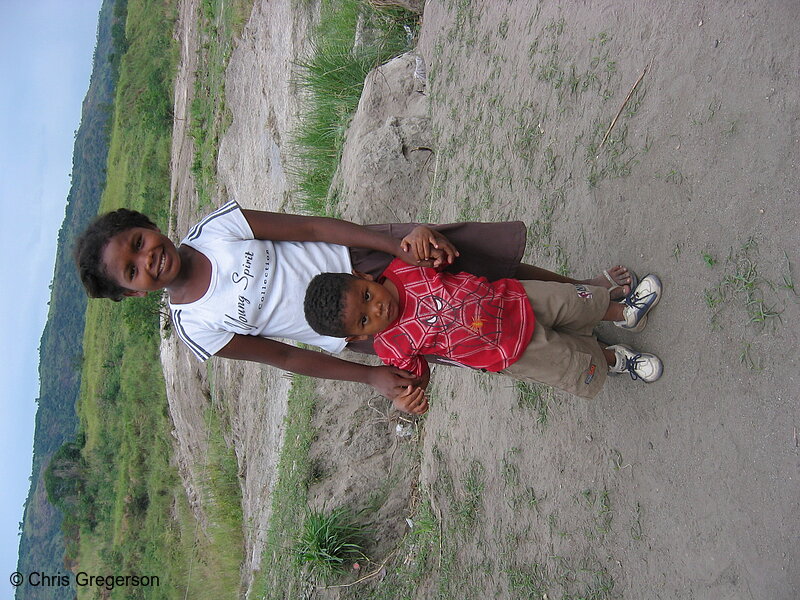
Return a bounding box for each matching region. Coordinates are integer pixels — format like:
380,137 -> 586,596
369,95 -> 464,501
624,289 -> 655,311
623,353 -> 645,380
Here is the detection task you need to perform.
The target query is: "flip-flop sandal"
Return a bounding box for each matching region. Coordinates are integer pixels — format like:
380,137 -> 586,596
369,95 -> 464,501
603,268 -> 638,302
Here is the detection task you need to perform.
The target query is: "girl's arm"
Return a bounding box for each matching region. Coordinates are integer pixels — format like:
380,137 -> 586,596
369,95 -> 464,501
215,333 -> 428,413
240,210 -> 457,267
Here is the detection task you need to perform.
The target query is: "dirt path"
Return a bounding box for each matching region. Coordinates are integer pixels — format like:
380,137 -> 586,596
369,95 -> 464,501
404,2 -> 798,598
164,0 -> 316,595
165,1 -> 799,598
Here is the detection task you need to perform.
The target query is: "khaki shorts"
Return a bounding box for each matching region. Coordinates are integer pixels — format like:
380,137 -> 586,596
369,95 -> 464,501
500,281 -> 610,399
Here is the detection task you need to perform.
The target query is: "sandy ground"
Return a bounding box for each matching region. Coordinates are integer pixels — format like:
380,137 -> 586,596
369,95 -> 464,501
165,1 -> 800,598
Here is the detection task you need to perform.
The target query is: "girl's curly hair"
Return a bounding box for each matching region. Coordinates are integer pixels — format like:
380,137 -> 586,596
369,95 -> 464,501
73,209 -> 158,301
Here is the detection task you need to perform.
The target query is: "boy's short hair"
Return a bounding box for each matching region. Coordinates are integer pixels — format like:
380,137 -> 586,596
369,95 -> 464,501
304,272 -> 357,338
73,208 -> 158,301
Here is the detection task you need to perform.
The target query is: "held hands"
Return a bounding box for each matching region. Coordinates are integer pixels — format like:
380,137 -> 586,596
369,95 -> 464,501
367,364 -> 422,399
365,365 -> 429,415
392,385 -> 429,415
399,226 -> 459,269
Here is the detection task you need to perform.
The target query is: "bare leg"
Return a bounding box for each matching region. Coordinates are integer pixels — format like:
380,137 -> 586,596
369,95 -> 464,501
601,343 -> 617,366
514,263 -> 633,299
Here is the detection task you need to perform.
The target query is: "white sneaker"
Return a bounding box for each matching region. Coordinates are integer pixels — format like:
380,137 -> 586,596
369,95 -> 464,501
608,344 -> 663,383
615,274 -> 662,332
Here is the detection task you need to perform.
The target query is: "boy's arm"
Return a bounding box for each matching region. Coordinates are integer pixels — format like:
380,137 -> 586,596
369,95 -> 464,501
240,210 -> 457,267
216,334 -> 422,400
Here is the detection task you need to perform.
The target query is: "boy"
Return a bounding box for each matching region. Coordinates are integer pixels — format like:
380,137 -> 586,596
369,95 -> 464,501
304,258 -> 663,407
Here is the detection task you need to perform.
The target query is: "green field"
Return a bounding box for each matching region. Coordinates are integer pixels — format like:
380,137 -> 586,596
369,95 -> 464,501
64,0 -> 249,597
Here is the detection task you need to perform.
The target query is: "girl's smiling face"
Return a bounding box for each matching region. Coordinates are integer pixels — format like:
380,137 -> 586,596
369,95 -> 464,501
101,226 -> 181,296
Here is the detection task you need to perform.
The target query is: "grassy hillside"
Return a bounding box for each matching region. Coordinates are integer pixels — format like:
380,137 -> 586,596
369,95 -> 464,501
61,0 -> 252,597
16,1 -> 119,598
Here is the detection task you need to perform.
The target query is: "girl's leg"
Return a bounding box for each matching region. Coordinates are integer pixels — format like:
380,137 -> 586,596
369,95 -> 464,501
515,263 -> 633,299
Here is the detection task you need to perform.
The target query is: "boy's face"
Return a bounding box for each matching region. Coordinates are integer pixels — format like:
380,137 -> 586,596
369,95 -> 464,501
101,226 -> 181,296
340,276 -> 399,340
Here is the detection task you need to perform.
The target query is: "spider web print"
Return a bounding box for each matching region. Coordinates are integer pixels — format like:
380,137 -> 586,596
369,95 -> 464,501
374,261 -> 533,375
383,270 -> 510,365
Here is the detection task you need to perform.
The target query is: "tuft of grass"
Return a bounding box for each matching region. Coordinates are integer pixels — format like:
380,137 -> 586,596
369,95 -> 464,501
291,0 -> 417,214
254,376 -> 317,600
704,237 -> 788,333
454,460 -> 486,534
514,380 -> 555,426
739,343 -> 763,371
501,449 -> 522,489
720,238 -> 783,329
704,287 -> 723,309
190,0 -> 255,208
656,168 -> 685,185
295,505 -> 369,580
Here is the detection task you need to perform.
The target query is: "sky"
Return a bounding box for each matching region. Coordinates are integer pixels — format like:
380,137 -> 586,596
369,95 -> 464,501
0,0 -> 104,592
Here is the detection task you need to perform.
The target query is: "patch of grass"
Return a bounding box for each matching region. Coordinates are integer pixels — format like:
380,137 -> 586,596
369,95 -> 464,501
740,343 -> 763,371
295,505 -> 369,580
501,448 -> 522,489
702,251 -> 717,267
586,121 -> 641,187
515,380 -> 555,426
291,0 -> 418,214
505,548 -> 618,600
513,111 -> 545,163
724,120 -> 739,136
656,167 -> 685,185
339,496 -> 444,600
254,376 -> 317,600
191,403 -> 246,595
594,490 -> 613,536
533,145 -> 560,189
545,17 -> 566,35
189,0 -> 255,208
508,485 -> 546,513
708,237 -> 785,330
506,562 -> 550,599
624,86 -> 647,118
546,242 -> 572,276
454,460 -> 486,534
704,287 -> 723,309
498,16 -> 510,39
578,489 -> 613,538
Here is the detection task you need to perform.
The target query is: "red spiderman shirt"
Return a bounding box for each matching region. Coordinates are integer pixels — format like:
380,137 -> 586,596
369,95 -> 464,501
374,259 -> 535,377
